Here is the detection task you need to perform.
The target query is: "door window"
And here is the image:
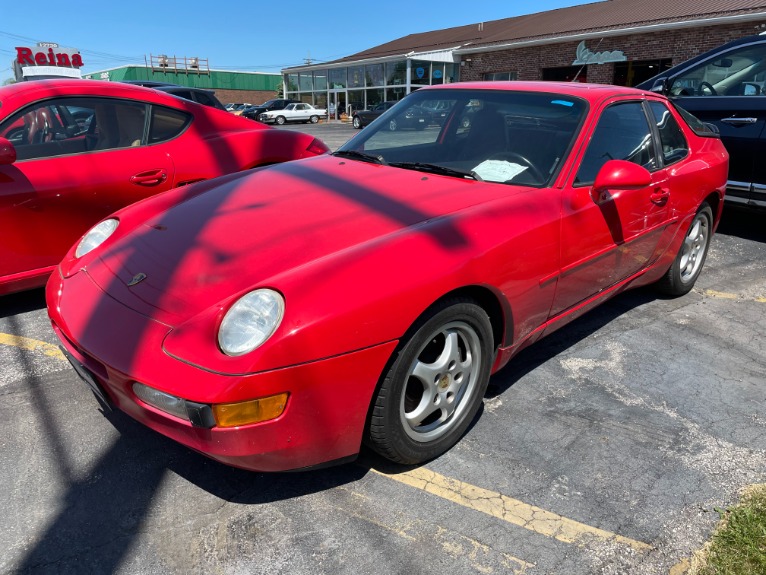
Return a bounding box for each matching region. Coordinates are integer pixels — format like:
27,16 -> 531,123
0,97 -> 148,160
575,101 -> 656,185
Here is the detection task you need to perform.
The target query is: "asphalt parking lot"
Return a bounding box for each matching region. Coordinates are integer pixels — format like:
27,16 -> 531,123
1,121 -> 764,574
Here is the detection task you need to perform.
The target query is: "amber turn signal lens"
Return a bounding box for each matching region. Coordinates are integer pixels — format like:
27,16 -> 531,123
212,393 -> 289,428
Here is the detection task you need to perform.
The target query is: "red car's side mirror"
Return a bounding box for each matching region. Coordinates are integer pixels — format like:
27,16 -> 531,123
591,159 -> 651,203
0,137 -> 17,165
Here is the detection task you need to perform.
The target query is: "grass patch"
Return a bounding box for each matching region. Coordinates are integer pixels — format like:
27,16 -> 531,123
692,484 -> 766,575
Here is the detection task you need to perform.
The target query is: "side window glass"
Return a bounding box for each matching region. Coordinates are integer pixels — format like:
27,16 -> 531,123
0,97 -> 146,160
575,101 -> 656,186
648,101 -> 688,166
149,106 -> 191,143
670,43 -> 766,96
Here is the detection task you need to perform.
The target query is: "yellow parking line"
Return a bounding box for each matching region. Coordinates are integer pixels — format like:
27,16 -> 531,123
372,467 -> 652,552
0,332 -> 64,360
701,289 -> 766,302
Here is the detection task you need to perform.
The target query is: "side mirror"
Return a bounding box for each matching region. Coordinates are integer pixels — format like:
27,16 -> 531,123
649,77 -> 670,95
0,137 -> 17,165
591,160 -> 651,203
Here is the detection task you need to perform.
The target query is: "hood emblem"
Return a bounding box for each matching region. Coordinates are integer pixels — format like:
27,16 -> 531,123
127,272 -> 147,287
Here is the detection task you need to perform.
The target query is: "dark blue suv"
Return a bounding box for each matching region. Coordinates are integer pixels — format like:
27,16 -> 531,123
638,34 -> 766,209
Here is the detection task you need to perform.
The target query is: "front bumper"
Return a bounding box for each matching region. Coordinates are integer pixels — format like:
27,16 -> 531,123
46,268 -> 397,472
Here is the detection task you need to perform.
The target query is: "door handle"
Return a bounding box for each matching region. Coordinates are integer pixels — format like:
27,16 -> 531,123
650,188 -> 670,205
721,117 -> 758,125
130,169 -> 167,186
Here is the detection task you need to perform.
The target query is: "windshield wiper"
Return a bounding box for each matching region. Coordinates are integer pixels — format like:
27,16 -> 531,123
334,150 -> 387,165
388,161 -> 483,181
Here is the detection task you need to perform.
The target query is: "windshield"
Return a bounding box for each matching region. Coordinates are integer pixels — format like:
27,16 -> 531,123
336,89 -> 587,186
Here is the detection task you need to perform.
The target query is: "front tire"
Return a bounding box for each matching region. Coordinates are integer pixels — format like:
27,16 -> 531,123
656,203 -> 713,296
388,119 -> 398,131
367,299 -> 493,464
275,116 -> 286,125
353,116 -> 362,129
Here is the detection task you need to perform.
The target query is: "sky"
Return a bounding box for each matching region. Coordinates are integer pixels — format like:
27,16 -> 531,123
1,0 -> 592,82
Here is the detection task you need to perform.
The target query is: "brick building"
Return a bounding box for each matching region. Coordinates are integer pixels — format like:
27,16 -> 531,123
283,0 -> 766,116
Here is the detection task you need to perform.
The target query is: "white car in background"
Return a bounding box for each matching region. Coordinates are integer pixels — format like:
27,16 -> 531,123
260,103 -> 327,125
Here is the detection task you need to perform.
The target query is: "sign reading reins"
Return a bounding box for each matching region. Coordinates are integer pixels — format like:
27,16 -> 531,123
13,43 -> 84,81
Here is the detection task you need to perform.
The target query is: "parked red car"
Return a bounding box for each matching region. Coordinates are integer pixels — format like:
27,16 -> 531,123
47,82 -> 727,472
0,79 -> 329,295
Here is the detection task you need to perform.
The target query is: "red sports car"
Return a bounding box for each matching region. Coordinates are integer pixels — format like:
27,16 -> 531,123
47,82 -> 728,472
0,79 -> 329,295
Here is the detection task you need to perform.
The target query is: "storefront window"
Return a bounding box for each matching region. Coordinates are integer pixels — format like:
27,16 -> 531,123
386,60 -> 407,85
366,88 -> 384,107
365,63 -> 384,86
613,59 -> 671,87
313,92 -> 328,109
386,86 -> 406,101
348,66 -> 364,88
285,74 -> 299,92
329,68 -> 346,89
347,89 -> 365,112
410,60 -> 431,86
444,63 -> 457,84
313,70 -> 328,91
299,73 -> 312,91
431,64 -> 446,85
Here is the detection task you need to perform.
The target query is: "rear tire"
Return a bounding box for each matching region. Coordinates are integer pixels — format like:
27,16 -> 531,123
367,299 -> 493,464
656,203 -> 713,296
310,115 -> 319,124
353,116 -> 362,129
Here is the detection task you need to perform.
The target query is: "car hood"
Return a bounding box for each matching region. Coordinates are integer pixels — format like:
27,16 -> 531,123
86,154 -> 518,325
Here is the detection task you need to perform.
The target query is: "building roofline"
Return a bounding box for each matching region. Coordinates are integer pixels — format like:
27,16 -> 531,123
455,11 -> 766,54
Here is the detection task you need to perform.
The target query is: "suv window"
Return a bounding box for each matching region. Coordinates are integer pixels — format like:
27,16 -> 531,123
576,101 -> 656,185
193,91 -> 216,107
670,42 -> 766,97
648,101 -> 688,166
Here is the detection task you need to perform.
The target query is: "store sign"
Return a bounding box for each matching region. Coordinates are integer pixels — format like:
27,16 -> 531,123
572,41 -> 626,65
13,43 -> 84,81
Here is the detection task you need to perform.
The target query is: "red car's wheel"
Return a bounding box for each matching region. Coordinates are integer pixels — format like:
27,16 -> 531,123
367,299 -> 493,464
657,202 -> 713,296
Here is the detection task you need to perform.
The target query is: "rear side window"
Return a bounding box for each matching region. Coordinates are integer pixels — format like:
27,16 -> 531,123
149,106 -> 190,143
575,101 -> 656,185
648,101 -> 689,166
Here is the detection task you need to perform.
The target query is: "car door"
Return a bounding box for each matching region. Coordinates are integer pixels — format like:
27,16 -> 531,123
665,39 -> 766,206
0,97 -> 177,281
551,99 -> 670,317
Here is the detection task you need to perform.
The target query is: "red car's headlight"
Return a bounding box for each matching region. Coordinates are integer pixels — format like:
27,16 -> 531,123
217,289 -> 285,356
74,218 -> 119,258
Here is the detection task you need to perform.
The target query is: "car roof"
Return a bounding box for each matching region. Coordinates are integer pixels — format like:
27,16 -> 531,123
0,78 -> 204,108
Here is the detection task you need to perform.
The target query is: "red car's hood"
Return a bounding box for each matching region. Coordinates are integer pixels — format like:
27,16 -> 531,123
87,155 -> 517,324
